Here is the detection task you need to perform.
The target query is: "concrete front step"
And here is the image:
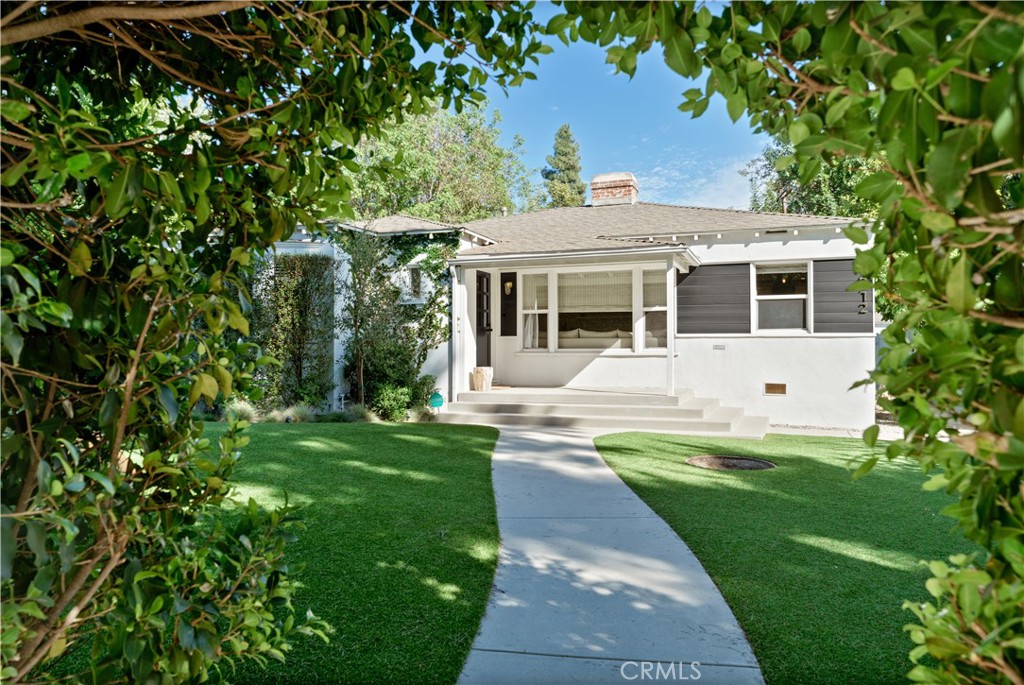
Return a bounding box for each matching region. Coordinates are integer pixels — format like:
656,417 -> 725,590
448,397 -> 720,420
438,406 -> 769,438
458,388 -> 695,406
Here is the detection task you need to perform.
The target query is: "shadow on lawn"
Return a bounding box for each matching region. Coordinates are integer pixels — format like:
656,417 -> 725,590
204,422 -> 502,685
593,431 -> 974,685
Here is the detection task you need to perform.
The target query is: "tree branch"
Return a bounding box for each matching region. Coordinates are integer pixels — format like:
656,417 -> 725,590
2,1 -> 255,45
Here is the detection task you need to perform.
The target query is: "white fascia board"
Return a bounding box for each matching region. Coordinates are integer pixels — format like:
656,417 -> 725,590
449,244 -> 690,267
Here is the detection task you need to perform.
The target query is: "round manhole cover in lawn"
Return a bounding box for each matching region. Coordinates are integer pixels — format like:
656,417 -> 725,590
685,455 -> 776,471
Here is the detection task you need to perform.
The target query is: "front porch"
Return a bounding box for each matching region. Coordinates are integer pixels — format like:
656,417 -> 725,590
436,386 -> 769,438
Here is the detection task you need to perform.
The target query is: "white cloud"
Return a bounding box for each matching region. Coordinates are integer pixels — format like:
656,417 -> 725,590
634,154 -> 752,210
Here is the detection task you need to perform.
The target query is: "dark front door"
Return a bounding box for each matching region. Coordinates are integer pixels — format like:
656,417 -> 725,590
476,272 -> 492,367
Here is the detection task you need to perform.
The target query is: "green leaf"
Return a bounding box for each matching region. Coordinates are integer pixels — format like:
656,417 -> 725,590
66,152 -> 92,173
788,121 -> 810,146
105,163 -> 133,218
0,506 -> 13,581
0,99 -> 34,122
197,373 -> 219,402
856,172 -> 901,202
195,192 -> 211,226
843,225 -> 870,244
853,456 -> 879,479
726,89 -> 747,123
68,242 -> 93,277
891,67 -> 917,91
84,470 -> 115,495
926,129 -> 980,210
863,424 -> 880,448
946,257 -> 976,314
0,247 -> 12,267
662,30 -> 696,77
157,385 -> 179,425
920,212 -> 956,233
792,28 -> 811,54
925,59 -> 962,89
25,521 -> 50,567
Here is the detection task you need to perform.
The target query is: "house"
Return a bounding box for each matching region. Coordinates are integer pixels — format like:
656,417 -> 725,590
279,172 -> 876,432
444,172 -> 876,431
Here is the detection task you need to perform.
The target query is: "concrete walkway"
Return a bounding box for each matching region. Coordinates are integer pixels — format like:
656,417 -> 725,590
458,427 -> 764,685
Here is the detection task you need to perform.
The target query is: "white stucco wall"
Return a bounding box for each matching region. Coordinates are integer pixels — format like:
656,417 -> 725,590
675,335 -> 875,429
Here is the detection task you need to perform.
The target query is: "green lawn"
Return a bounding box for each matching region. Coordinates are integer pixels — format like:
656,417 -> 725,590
208,422 -> 500,684
594,432 -> 975,685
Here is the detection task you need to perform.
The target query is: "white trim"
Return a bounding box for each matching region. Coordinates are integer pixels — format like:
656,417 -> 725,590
753,260 -> 810,333
451,244 -> 695,265
675,332 -> 875,339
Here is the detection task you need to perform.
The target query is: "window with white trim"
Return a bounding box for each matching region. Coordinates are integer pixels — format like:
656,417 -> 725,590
521,274 -> 548,350
557,271 -> 632,350
642,270 -> 668,349
755,264 -> 808,330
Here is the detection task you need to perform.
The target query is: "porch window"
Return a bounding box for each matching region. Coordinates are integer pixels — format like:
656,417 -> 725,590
521,273 -> 548,349
642,270 -> 668,348
755,264 -> 808,330
557,271 -> 632,350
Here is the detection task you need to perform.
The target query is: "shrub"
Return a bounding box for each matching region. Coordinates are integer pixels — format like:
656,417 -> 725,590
262,404 -> 316,424
285,404 -> 316,423
372,385 -> 411,422
344,403 -> 379,423
409,375 -> 438,408
410,407 -> 437,423
225,398 -> 260,423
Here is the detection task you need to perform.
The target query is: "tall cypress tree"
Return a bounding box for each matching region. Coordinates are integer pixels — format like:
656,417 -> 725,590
541,123 -> 587,207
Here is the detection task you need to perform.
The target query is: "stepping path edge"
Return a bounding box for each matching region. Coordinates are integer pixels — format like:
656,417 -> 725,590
458,426 -> 765,685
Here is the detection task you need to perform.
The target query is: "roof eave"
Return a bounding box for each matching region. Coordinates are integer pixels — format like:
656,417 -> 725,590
450,244 -> 697,266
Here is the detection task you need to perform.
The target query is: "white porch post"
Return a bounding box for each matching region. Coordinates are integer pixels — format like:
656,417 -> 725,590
665,256 -> 677,397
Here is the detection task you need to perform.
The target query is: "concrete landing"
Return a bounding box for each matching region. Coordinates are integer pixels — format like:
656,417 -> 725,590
458,427 -> 764,685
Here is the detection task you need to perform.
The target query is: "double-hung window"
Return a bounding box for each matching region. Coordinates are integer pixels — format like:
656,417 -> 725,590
641,270 -> 668,348
521,274 -> 548,350
755,264 -> 808,330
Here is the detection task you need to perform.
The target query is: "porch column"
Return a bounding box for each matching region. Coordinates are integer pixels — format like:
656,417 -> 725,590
665,256 -> 676,397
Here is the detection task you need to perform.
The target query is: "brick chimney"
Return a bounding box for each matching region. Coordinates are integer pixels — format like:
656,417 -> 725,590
590,172 -> 638,207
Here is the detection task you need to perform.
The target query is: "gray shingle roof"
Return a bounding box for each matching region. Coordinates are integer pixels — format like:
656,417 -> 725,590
459,202 -> 856,256
349,214 -> 459,235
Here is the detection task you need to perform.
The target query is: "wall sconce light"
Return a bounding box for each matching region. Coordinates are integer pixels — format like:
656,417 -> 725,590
504,281 -> 513,296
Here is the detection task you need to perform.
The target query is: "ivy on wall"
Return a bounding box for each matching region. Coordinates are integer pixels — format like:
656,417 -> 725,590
249,253 -> 336,410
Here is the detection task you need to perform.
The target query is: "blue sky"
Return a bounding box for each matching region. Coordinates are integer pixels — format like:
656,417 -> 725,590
484,15 -> 770,210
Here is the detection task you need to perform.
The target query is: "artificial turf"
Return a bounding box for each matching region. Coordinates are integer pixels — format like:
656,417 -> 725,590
593,432 -> 976,685
207,422 -> 500,684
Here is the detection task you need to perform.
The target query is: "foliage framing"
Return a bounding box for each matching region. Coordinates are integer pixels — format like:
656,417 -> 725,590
0,2 -> 548,682
249,253 -> 336,411
548,1 -> 1024,682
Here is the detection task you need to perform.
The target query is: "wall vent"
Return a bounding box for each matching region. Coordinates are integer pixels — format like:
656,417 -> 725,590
764,383 -> 787,396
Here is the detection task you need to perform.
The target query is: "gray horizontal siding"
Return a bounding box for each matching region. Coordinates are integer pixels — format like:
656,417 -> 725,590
677,264 -> 751,334
813,259 -> 873,333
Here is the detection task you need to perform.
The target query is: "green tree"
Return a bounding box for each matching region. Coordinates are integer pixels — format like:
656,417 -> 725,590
0,3 -> 548,682
548,2 -> 1023,682
746,134 -> 882,218
336,230 -> 458,408
350,105 -> 540,223
541,123 -> 586,207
